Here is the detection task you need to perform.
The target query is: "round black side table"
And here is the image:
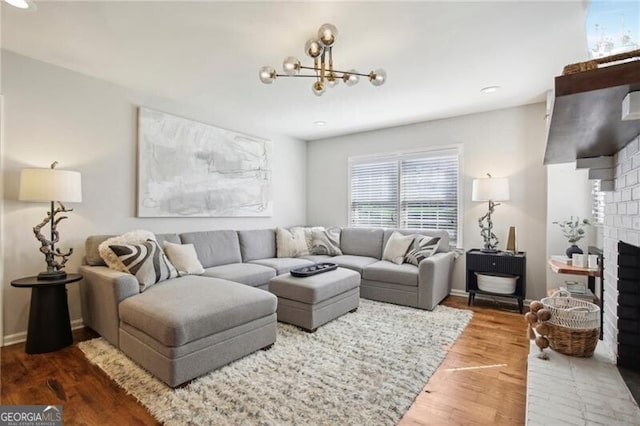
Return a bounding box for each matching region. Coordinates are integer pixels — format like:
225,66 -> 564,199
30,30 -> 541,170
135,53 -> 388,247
11,273 -> 82,354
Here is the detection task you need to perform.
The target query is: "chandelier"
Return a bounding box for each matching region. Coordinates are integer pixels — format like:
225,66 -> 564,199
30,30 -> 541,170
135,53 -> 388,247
258,23 -> 387,96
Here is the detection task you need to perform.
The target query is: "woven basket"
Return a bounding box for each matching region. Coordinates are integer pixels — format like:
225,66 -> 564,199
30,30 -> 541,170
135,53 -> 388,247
540,290 -> 600,357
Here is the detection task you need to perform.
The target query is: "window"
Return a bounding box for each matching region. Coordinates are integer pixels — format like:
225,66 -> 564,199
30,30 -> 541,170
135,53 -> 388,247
349,148 -> 461,246
592,180 -> 605,225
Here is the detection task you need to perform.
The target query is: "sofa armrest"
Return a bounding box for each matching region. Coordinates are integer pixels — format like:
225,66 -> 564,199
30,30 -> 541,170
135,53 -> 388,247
79,265 -> 140,347
417,251 -> 455,310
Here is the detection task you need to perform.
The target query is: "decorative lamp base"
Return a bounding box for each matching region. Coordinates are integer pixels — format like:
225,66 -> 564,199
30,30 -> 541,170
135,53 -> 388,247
481,248 -> 500,253
37,270 -> 67,281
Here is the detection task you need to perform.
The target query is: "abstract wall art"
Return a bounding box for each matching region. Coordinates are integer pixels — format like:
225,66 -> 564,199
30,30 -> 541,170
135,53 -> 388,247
137,107 -> 272,217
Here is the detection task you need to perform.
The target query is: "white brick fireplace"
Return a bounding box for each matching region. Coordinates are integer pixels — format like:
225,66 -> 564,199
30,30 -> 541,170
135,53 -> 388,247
602,134 -> 640,357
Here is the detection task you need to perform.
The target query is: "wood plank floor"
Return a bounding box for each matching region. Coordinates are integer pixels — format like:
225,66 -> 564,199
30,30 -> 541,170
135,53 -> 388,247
1,296 -> 528,425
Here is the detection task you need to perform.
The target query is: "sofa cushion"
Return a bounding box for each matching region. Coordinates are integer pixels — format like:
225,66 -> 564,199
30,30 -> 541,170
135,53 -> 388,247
300,255 -> 333,263
249,258 -> 313,275
86,235 -> 112,266
155,233 -> 181,246
238,229 -> 276,261
405,236 -> 441,266
180,230 -> 242,268
270,268 -> 360,304
163,242 -> 205,275
362,260 -> 419,287
340,228 -> 384,259
331,255 -> 379,274
119,276 -> 277,347
383,229 -> 450,253
382,231 -> 414,265
276,227 -> 309,258
109,239 -> 179,292
202,263 -> 276,287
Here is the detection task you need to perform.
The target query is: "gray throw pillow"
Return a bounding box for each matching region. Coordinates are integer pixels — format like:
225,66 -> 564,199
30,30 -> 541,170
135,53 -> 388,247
109,239 -> 179,292
309,228 -> 342,256
405,236 -> 441,266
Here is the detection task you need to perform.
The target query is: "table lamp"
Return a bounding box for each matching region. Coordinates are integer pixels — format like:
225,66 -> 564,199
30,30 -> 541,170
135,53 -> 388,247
472,173 -> 509,252
19,161 -> 82,280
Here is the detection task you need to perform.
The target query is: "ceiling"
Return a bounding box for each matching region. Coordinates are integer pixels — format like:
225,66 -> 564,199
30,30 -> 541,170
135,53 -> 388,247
1,1 -> 589,141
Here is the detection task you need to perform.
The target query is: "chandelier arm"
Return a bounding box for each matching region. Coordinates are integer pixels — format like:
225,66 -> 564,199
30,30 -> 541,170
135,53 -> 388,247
297,65 -> 370,77
328,47 -> 334,73
274,74 -> 330,78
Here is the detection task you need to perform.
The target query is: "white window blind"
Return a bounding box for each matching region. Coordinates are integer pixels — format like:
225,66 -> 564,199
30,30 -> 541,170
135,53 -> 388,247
400,155 -> 459,243
349,148 -> 460,246
592,180 -> 605,225
350,161 -> 398,228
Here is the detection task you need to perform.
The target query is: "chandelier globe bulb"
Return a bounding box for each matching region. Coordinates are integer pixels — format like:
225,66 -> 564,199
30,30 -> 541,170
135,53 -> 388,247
312,81 -> 326,96
327,73 -> 339,88
259,66 -> 276,84
282,56 -> 301,75
369,68 -> 387,86
305,39 -> 324,58
344,69 -> 360,86
318,23 -> 338,47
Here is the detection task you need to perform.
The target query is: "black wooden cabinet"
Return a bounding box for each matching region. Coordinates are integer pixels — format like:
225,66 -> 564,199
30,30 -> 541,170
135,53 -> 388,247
466,249 -> 527,313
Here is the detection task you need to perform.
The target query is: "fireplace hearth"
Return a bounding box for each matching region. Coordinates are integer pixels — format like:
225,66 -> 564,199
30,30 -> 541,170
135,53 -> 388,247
617,241 -> 640,369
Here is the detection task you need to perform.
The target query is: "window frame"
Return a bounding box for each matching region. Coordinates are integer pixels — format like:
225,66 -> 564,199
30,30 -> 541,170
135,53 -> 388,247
347,145 -> 463,248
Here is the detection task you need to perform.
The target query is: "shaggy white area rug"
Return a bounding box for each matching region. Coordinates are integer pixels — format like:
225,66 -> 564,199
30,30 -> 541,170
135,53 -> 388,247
79,300 -> 472,425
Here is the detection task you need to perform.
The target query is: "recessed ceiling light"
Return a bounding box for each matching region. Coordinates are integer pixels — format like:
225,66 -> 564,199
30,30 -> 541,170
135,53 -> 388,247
4,0 -> 30,9
314,121 -> 327,127
480,86 -> 500,94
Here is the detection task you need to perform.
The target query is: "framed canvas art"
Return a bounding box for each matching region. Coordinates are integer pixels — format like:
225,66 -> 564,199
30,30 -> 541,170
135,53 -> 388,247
137,107 -> 272,217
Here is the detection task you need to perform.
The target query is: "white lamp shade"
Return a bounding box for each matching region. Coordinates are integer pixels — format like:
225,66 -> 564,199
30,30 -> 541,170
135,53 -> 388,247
472,177 -> 509,202
19,168 -> 82,203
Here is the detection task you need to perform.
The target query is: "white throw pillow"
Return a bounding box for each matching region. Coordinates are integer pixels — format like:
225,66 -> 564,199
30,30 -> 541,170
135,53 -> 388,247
382,231 -> 415,265
109,239 -> 178,292
163,241 -> 205,275
99,230 -> 157,272
276,227 -> 309,258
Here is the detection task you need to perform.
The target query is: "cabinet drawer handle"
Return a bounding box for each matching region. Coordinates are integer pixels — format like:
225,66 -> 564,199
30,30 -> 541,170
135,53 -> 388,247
492,262 -> 496,266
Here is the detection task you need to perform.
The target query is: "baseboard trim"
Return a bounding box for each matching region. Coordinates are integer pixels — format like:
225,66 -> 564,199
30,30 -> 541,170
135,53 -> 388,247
3,318 -> 85,347
449,290 -> 532,308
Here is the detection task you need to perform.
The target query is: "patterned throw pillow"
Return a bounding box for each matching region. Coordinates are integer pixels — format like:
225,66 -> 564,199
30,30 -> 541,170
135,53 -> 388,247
276,227 -> 310,258
405,236 -> 441,266
309,227 -> 342,256
382,231 -> 415,265
109,239 -> 179,292
98,230 -> 157,272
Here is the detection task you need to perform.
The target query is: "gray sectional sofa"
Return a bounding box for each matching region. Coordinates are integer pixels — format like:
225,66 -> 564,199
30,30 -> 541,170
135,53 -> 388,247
79,227 -> 454,387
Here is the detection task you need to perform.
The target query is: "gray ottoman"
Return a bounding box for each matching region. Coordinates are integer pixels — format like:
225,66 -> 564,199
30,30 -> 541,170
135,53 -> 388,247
269,267 -> 360,332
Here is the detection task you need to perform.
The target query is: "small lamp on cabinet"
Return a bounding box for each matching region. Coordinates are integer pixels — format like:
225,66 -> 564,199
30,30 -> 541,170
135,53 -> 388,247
472,173 -> 510,252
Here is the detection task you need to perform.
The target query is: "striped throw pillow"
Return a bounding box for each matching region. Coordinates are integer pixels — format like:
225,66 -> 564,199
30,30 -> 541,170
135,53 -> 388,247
109,239 -> 179,291
404,236 -> 441,266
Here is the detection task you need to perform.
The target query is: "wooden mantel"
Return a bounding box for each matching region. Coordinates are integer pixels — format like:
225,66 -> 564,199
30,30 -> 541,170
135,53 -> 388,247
544,60 -> 640,165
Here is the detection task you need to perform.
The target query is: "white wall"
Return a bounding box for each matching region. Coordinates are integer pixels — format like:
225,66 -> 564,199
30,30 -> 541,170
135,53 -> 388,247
307,103 -> 548,300
545,163 -> 595,291
1,51 -> 307,341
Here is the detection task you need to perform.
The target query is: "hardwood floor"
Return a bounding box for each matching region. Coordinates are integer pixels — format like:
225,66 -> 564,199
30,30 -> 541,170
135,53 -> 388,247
1,296 -> 528,425
399,297 -> 529,425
